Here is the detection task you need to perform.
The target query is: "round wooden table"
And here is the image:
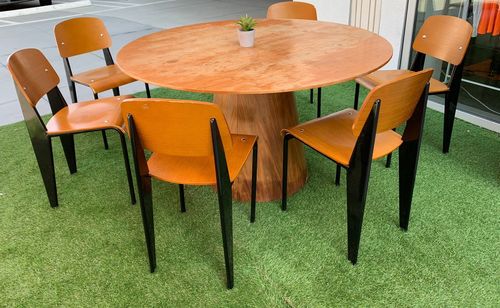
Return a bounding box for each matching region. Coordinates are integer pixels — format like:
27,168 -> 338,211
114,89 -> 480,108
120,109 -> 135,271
117,19 -> 392,202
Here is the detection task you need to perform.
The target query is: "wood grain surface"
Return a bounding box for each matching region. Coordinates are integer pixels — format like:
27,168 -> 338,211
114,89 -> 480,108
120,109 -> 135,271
117,19 -> 392,94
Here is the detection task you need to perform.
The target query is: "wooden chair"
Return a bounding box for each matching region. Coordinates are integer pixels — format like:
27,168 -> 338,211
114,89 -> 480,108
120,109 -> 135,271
54,17 -> 151,149
121,98 -> 258,289
267,1 -> 323,118
7,48 -> 136,208
354,15 -> 472,156
282,69 -> 433,264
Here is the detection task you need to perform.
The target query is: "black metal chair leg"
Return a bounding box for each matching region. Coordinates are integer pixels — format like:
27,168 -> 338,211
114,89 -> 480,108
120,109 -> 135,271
69,82 -> 77,104
309,89 -> 314,104
32,137 -> 58,208
211,118 -> 234,289
346,160 -> 371,265
60,134 -> 77,174
179,184 -> 186,212
118,131 -> 136,205
101,131 -> 109,150
145,83 -> 151,98
281,134 -> 292,211
443,92 -> 458,154
385,153 -> 392,168
112,87 -> 120,96
354,83 -> 360,110
335,164 -> 341,186
250,142 -> 258,223
93,92 -> 109,150
398,140 -> 420,231
217,187 -> 233,289
345,101 -> 379,265
317,87 -> 322,118
139,176 -> 156,273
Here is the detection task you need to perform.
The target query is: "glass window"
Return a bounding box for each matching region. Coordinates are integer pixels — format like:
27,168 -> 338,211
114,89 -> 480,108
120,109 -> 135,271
413,0 -> 499,123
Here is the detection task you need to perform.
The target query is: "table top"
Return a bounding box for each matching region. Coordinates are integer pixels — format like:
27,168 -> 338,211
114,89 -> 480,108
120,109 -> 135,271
117,19 -> 392,94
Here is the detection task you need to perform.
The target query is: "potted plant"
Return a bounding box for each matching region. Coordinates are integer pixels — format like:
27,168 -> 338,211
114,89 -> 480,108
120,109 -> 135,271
236,15 -> 257,48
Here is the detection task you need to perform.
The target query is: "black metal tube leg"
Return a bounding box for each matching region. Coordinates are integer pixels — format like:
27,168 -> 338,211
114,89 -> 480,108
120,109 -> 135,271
398,140 -> 419,231
69,82 -> 77,104
101,131 -> 109,150
93,93 -> 109,150
118,131 -> 136,205
317,87 -> 322,118
386,153 -> 392,168
443,92 -> 458,154
145,83 -> 151,98
140,177 -> 156,273
211,118 -> 234,289
346,164 -> 371,265
309,89 -> 314,104
354,83 -> 360,110
33,137 -> 58,208
112,87 -> 120,96
345,101 -> 379,265
60,134 -> 77,174
281,135 -> 291,211
218,191 -> 233,289
250,142 -> 258,223
179,184 -> 186,212
335,164 -> 341,186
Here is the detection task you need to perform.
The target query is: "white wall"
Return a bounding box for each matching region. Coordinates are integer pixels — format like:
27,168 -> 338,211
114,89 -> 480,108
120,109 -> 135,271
378,0 -> 408,69
300,0 -> 350,24
299,0 -> 409,69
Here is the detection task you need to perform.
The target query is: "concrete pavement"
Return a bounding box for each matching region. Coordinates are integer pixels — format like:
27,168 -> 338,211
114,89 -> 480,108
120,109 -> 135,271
0,0 -> 278,125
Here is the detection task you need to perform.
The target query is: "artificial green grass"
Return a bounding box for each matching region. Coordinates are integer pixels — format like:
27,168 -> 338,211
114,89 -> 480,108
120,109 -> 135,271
1,83 -> 499,306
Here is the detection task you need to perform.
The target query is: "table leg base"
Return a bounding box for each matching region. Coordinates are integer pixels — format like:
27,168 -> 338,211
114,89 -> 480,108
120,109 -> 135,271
214,92 -> 307,202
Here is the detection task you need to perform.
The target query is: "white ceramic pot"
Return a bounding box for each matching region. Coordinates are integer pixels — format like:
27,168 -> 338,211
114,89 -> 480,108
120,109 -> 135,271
238,29 -> 255,48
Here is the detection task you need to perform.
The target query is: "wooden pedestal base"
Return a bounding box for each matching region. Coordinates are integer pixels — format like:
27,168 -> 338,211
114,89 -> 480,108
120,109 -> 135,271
214,92 -> 307,201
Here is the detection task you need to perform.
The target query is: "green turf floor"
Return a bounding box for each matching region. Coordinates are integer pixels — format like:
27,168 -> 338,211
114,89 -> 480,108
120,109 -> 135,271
1,83 -> 499,306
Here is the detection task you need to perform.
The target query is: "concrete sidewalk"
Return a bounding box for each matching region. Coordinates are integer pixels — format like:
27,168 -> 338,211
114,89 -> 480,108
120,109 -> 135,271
0,0 -> 278,125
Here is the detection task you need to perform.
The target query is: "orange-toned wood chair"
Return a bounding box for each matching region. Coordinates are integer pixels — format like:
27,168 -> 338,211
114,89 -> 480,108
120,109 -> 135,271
121,99 -> 258,289
267,1 -> 323,117
282,69 -> 433,264
354,15 -> 472,155
54,17 -> 151,149
7,48 -> 136,208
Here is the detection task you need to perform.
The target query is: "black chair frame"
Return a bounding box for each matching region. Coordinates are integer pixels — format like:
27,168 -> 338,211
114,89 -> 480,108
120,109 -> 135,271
127,115 -> 258,290
15,84 -> 136,208
309,88 -> 322,118
282,83 -> 430,264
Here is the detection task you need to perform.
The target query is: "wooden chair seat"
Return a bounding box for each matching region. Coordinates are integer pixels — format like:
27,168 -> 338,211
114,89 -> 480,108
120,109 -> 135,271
356,70 -> 449,94
70,64 -> 136,94
147,135 -> 257,185
46,95 -> 132,135
283,109 -> 402,166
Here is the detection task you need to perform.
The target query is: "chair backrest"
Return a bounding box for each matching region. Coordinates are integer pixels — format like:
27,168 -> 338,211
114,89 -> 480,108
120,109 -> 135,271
352,69 -> 433,137
7,48 -> 60,107
412,15 -> 472,66
54,17 -> 112,58
267,1 -> 317,20
121,99 -> 234,157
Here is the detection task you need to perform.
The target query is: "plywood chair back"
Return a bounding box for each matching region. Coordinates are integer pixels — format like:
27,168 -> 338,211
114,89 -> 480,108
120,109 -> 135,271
121,99 -> 234,157
267,1 -> 317,20
54,17 -> 112,58
412,15 -> 472,66
353,69 -> 433,137
8,48 -> 60,109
